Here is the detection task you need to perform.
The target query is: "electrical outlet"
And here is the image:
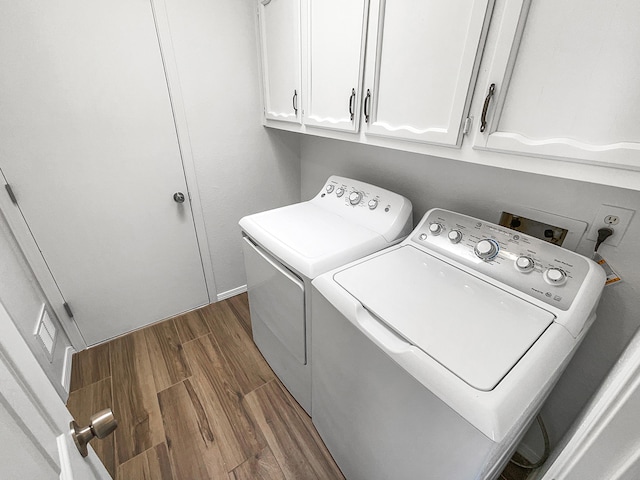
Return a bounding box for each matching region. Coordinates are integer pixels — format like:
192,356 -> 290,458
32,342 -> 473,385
586,205 -> 635,247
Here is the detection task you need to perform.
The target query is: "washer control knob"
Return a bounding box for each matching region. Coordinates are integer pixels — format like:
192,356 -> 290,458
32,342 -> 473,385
515,256 -> 535,273
448,230 -> 462,244
474,239 -> 499,260
544,268 -> 567,285
428,223 -> 443,235
419,233 -> 428,240
326,185 -> 335,194
349,191 -> 362,205
368,199 -> 379,210
336,187 -> 345,197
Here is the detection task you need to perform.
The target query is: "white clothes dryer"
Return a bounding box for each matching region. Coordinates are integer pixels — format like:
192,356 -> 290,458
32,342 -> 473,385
239,176 -> 412,413
311,208 -> 605,480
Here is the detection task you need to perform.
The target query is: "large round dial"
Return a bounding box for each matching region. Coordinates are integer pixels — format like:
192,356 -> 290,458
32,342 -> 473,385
515,255 -> 535,273
428,223 -> 443,235
474,239 -> 499,260
336,187 -> 345,197
326,185 -> 335,194
448,229 -> 462,244
544,268 -> 567,285
349,191 -> 362,205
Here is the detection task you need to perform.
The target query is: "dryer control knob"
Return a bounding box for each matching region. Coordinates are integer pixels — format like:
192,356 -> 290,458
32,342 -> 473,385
544,268 -> 567,285
428,223 -> 443,235
336,188 -> 345,197
326,185 -> 335,194
368,199 -> 379,210
448,230 -> 462,243
515,256 -> 535,273
474,239 -> 499,260
349,191 -> 362,205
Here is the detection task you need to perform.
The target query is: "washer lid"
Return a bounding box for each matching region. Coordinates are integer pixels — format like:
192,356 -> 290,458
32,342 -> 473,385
240,202 -> 386,278
334,246 -> 555,391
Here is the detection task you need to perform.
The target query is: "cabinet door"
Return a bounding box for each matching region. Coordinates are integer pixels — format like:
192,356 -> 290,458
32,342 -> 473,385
258,0 -> 302,124
363,0 -> 493,146
474,0 -> 640,169
304,0 -> 369,132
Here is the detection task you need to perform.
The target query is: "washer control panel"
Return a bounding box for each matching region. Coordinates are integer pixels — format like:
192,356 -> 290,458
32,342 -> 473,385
410,209 -> 592,311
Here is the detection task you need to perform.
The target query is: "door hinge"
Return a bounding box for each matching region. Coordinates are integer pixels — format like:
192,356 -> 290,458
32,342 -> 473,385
5,184 -> 18,205
63,302 -> 74,318
462,116 -> 472,135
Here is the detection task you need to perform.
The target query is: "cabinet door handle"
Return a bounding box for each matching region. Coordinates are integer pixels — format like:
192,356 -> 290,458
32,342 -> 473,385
292,90 -> 298,115
364,89 -> 371,123
480,83 -> 495,133
348,88 -> 356,121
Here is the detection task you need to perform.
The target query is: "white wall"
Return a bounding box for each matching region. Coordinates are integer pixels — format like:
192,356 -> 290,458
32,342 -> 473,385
300,135 -> 640,458
161,0 -> 301,296
0,210 -> 72,400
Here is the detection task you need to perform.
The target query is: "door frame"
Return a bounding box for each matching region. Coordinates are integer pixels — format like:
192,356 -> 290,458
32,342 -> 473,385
0,169 -> 86,349
0,0 -> 218,351
532,327 -> 640,480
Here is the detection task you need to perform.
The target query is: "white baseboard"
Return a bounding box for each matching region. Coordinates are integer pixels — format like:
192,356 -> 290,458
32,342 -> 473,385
61,346 -> 75,394
217,285 -> 247,302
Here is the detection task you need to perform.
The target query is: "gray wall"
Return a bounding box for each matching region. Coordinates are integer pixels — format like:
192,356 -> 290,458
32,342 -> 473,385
0,210 -> 72,400
300,135 -> 640,457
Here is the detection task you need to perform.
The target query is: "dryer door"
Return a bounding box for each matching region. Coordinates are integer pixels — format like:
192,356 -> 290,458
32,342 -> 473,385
242,237 -> 306,364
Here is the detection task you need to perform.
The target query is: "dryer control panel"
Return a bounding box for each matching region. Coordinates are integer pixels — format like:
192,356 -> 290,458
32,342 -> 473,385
410,209 -> 593,311
312,175 -> 413,243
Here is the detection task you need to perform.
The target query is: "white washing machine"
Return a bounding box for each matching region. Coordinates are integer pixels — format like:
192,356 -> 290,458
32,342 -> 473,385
239,176 -> 412,413
311,208 -> 605,480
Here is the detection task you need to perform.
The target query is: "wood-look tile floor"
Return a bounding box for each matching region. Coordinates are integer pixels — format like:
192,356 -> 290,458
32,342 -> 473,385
68,292 -> 531,480
68,293 -> 343,479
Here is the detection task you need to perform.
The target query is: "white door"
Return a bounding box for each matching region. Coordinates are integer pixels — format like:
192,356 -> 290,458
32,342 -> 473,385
474,0 -> 640,169
0,0 -> 209,345
363,0 -> 493,146
258,0 -> 302,124
0,301 -> 111,480
304,0 -> 369,132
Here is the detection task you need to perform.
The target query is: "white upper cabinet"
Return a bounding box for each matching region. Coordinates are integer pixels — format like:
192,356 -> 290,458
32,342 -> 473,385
304,0 -> 369,132
363,0 -> 494,146
258,0 -> 302,124
474,0 -> 640,169
257,0 -> 640,187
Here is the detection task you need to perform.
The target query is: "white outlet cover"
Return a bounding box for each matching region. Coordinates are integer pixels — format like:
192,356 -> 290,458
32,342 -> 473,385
34,304 -> 57,362
586,205 -> 635,247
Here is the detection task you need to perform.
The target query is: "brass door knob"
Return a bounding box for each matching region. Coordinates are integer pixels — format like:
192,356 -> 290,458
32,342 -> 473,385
71,408 -> 118,457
